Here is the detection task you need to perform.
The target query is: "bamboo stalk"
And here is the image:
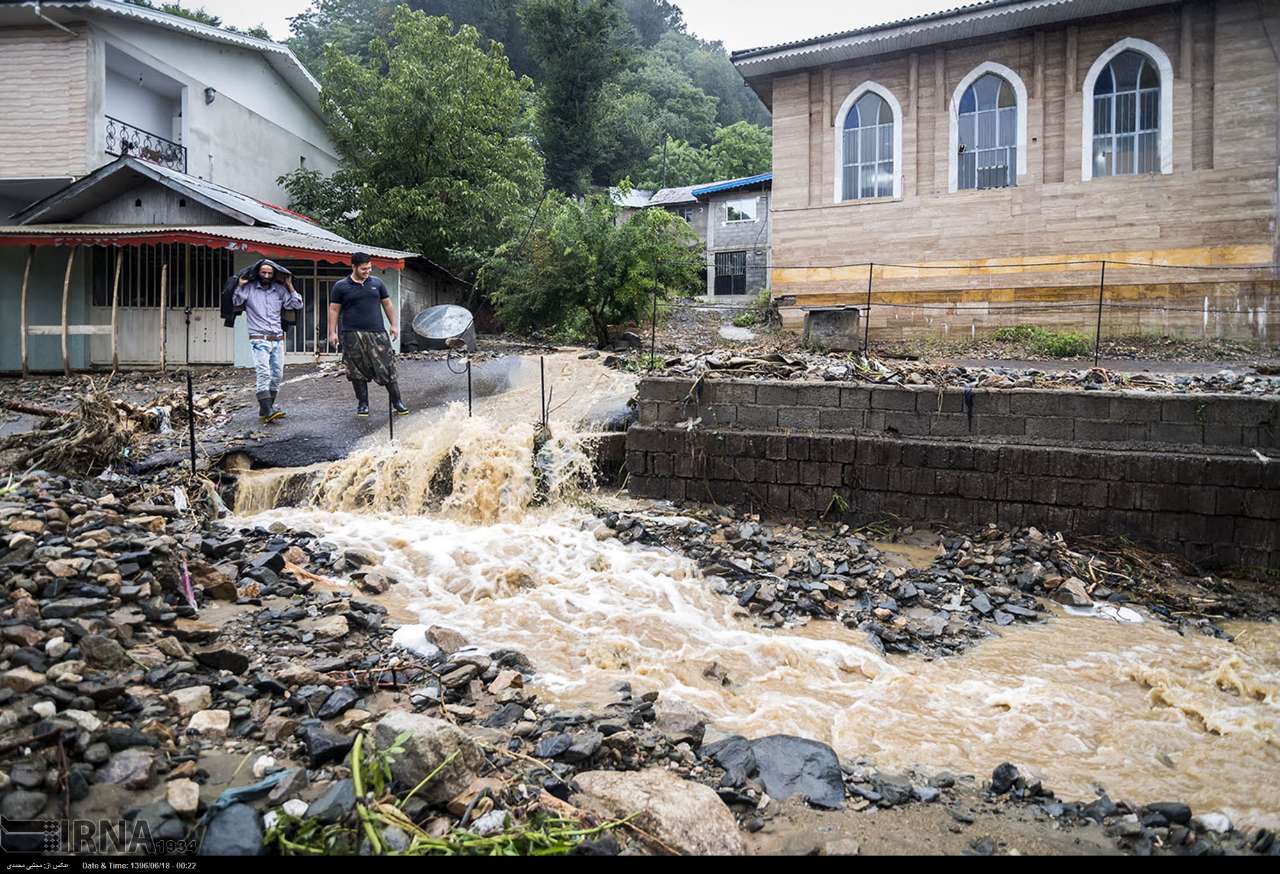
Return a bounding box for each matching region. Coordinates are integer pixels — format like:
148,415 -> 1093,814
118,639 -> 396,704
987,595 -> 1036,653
110,248 -> 122,372
60,247 -> 75,377
19,245 -> 32,377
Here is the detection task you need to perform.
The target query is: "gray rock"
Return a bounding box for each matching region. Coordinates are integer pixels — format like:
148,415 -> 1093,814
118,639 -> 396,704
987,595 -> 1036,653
535,733 -> 572,758
562,731 -> 603,764
990,762 -> 1019,795
574,769 -> 744,855
79,634 -> 130,669
317,687 -> 360,721
700,736 -> 756,787
750,735 -> 844,810
1,790 -> 48,819
97,749 -> 155,789
371,711 -> 485,805
199,803 -> 263,856
302,725 -> 353,767
654,701 -> 706,747
306,779 -> 356,824
1144,802 -> 1191,825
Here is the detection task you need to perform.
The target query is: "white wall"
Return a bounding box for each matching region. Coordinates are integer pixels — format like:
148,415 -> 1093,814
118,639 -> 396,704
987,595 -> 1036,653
105,68 -> 178,140
90,18 -> 338,204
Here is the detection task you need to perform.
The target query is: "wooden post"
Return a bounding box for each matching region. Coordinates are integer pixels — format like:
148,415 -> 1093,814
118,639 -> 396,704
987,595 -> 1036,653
60,247 -> 75,377
19,245 -> 32,378
159,253 -> 169,373
109,248 -> 123,372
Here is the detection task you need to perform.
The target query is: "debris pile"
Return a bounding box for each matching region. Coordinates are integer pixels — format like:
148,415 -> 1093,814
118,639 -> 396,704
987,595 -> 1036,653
623,351 -> 1280,395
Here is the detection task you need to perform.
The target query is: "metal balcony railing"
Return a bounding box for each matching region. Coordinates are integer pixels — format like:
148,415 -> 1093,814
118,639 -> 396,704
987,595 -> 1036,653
105,115 -> 187,173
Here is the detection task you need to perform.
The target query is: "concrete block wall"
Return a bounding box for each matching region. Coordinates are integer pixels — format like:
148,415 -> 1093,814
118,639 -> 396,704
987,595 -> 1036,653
626,377 -> 1280,572
637,378 -> 1279,453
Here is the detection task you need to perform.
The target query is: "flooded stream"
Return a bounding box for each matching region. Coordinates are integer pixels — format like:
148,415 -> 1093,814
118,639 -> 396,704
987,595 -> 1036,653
234,355 -> 1280,830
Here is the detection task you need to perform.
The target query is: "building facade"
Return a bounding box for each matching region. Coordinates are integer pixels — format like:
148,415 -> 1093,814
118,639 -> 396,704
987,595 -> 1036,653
732,0 -> 1280,340
0,0 -> 338,217
647,174 -> 772,299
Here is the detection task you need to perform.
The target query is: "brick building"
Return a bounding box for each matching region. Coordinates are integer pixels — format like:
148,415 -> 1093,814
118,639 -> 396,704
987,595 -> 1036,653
731,0 -> 1280,341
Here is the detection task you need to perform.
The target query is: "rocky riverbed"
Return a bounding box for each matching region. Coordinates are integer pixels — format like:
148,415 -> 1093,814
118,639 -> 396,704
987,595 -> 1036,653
1,460 -> 1277,856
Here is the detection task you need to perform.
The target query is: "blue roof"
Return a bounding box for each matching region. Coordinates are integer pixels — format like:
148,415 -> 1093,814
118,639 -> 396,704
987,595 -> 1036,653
691,173 -> 772,199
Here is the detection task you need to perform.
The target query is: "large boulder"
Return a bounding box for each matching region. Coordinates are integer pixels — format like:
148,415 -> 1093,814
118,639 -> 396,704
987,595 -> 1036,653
573,769 -> 745,856
750,735 -> 844,810
371,711 -> 485,805
199,803 -> 263,856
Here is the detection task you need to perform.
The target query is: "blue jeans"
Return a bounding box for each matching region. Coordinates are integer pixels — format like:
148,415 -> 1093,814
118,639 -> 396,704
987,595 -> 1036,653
250,339 -> 284,397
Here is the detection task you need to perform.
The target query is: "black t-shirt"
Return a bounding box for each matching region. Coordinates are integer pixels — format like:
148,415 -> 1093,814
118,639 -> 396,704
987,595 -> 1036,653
331,276 -> 389,333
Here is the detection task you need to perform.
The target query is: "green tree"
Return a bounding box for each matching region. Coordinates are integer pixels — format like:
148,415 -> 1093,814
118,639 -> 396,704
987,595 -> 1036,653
127,0 -> 272,38
287,0 -> 400,70
654,31 -> 770,128
622,0 -> 682,46
481,191 -> 701,347
521,0 -> 635,195
634,136 -> 711,188
707,121 -> 772,179
279,6 -> 544,277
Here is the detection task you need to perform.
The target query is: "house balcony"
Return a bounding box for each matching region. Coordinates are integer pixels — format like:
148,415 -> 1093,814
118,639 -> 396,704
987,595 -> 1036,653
104,116 -> 186,174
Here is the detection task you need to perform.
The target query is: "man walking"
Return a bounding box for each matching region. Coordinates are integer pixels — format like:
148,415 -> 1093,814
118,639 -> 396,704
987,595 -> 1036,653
234,260 -> 302,424
328,252 -> 409,417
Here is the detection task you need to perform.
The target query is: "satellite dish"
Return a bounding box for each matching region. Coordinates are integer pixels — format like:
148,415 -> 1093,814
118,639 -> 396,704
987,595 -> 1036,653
412,304 -> 476,352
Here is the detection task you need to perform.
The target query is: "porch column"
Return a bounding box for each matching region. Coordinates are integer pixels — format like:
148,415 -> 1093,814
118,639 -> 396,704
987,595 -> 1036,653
158,254 -> 168,373
60,247 -> 76,377
110,248 -> 122,373
19,245 -> 32,378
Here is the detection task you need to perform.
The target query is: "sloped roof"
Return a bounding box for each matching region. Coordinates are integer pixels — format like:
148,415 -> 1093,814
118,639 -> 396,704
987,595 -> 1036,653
731,0 -> 1169,78
0,224 -> 416,269
610,187 -> 656,209
0,0 -> 322,114
649,173 -> 773,206
12,157 -> 345,242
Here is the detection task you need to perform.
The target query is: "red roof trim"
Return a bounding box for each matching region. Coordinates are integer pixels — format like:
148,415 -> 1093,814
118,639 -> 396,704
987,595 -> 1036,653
0,230 -> 405,270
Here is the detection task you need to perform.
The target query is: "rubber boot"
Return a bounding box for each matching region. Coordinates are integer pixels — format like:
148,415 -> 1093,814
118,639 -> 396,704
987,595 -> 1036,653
268,390 -> 286,421
354,380 -> 369,417
388,381 -> 409,416
256,392 -> 273,424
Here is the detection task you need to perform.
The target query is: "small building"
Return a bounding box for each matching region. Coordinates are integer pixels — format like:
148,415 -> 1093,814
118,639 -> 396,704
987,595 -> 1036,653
0,157 -> 465,373
647,173 -> 773,300
731,0 -> 1279,340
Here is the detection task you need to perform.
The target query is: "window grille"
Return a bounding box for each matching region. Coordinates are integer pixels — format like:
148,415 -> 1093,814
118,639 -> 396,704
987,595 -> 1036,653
842,91 -> 894,200
1092,50 -> 1161,177
714,251 -> 747,295
957,73 -> 1017,190
91,245 -> 235,309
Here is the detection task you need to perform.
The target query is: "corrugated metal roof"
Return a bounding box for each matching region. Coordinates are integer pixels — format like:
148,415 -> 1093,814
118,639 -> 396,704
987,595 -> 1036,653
17,0 -> 323,115
691,173 -> 772,198
0,224 -> 417,267
646,185 -> 700,207
731,0 -> 1171,77
610,187 -> 656,208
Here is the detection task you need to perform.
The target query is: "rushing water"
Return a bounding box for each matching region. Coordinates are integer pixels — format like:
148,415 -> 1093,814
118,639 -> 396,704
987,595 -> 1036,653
235,356 -> 1280,830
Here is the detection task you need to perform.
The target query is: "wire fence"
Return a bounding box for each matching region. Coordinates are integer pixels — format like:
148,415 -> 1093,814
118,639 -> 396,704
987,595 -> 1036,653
648,255 -> 1280,366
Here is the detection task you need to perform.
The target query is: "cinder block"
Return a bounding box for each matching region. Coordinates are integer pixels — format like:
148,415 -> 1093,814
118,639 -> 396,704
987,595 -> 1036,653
1025,417 -> 1074,440
871,389 -> 918,411
790,487 -> 816,513
810,440 -> 832,462
738,405 -> 779,430
1235,518 -> 1279,551
820,408 -> 865,431
1150,422 -> 1203,445
1161,398 -> 1206,424
1202,425 -> 1243,448
768,484 -> 790,510
1075,420 -> 1146,443
776,459 -> 799,484
799,462 -> 823,485
929,413 -> 973,436
709,381 -> 758,405
766,435 -> 788,460
778,407 -> 821,431
797,384 -> 841,407
1008,391 -> 1062,417
974,416 -> 1027,437
704,405 -> 737,427
787,435 -> 811,460
640,378 -> 695,402
1207,397 -> 1280,427
1109,395 -> 1163,423
1108,481 -> 1140,509
831,438 -> 859,464
756,382 -> 798,406
1244,490 -> 1280,520
840,387 -> 872,409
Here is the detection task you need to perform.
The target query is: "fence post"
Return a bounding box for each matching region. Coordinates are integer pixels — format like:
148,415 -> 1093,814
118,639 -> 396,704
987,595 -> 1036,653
649,248 -> 659,371
1093,260 -> 1107,368
863,262 -> 874,353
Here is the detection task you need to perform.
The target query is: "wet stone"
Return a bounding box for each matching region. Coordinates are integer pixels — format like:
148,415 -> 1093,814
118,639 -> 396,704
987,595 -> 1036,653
199,803 -> 263,856
990,762 -> 1019,795
317,686 -> 360,721
1,790 -> 49,820
303,724 -> 354,767
535,733 -> 573,759
307,779 -> 356,824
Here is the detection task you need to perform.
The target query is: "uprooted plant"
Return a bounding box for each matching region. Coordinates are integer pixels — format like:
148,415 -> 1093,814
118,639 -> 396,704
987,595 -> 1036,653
263,730 -> 632,856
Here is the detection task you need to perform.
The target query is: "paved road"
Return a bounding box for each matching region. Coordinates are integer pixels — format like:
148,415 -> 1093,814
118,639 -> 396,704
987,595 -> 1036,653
216,357 -> 522,467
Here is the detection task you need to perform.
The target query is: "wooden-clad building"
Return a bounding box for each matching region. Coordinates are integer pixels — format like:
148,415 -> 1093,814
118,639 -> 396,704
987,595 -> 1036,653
731,0 -> 1280,341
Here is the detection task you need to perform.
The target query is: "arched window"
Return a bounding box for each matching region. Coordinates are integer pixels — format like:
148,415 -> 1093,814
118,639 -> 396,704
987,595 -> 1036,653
834,82 -> 902,202
957,73 -> 1017,189
1081,38 -> 1173,181
1092,51 -> 1160,176
842,92 -> 893,200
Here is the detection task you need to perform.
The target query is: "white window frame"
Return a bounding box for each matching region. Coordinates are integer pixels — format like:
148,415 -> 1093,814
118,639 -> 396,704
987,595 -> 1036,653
1080,38 -> 1174,181
724,197 -> 758,223
948,61 -> 1029,194
833,81 -> 903,202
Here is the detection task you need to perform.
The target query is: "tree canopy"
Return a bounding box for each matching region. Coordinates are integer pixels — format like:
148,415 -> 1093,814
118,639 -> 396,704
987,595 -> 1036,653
279,6 -> 544,278
479,191 -> 702,347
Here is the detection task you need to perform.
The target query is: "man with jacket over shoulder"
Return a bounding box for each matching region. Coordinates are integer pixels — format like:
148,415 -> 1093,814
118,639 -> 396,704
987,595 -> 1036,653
328,252 -> 409,417
233,259 -> 302,424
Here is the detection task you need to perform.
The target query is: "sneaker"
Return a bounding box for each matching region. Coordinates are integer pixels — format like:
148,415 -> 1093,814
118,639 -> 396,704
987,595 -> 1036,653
393,400 -> 409,416
356,403 -> 369,417
268,408 -> 286,422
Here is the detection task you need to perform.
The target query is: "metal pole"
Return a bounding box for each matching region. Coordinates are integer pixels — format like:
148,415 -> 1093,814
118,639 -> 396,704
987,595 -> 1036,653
388,389 -> 395,442
540,356 -> 546,428
649,248 -> 659,371
1093,260 -> 1107,368
186,368 -> 197,476
863,262 -> 873,353
467,359 -> 472,417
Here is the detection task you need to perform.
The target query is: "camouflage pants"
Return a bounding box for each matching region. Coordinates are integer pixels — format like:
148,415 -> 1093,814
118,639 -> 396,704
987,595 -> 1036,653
340,331 -> 398,387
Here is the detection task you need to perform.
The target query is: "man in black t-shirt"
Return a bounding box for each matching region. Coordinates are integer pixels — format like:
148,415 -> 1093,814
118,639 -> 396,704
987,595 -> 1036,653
328,252 -> 409,417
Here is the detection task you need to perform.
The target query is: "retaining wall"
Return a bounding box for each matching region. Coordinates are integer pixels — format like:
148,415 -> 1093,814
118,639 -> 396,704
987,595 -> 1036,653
625,378 -> 1280,571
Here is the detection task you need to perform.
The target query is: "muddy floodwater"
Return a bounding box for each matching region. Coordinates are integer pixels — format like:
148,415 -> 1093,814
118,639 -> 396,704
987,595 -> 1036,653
234,355 -> 1280,832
